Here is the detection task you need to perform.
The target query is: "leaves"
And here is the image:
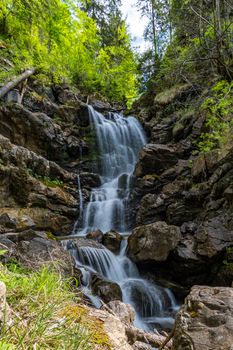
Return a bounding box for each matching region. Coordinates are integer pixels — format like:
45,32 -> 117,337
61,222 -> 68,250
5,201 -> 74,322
0,0 -> 138,104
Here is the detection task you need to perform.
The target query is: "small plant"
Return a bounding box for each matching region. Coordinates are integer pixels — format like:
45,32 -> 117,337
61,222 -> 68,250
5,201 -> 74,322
27,168 -> 64,187
197,81 -> 233,153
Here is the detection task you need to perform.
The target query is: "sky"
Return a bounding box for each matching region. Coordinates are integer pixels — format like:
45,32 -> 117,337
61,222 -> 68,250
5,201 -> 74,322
120,0 -> 148,52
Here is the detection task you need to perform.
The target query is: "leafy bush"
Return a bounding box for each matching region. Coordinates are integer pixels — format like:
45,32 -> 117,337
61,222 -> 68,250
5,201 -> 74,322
197,81 -> 233,152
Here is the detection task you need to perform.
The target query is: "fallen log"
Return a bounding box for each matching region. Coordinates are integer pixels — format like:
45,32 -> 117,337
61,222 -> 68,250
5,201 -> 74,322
55,234 -> 81,241
0,68 -> 35,99
126,325 -> 172,349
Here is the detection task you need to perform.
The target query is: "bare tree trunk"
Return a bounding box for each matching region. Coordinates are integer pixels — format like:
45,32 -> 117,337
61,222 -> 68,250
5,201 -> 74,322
0,68 -> 35,99
151,0 -> 158,60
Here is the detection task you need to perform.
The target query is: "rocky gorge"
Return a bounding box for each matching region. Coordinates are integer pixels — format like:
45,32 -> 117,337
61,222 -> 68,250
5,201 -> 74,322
0,78 -> 233,349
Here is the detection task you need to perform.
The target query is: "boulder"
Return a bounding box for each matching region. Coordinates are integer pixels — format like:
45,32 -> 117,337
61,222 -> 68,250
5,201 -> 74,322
134,144 -> 178,178
91,275 -> 122,303
128,221 -> 181,263
102,230 -> 122,253
88,307 -> 133,350
172,286 -> 233,350
86,229 -> 103,243
16,237 -> 74,274
0,208 -> 71,235
69,237 -> 105,250
106,300 -> 135,325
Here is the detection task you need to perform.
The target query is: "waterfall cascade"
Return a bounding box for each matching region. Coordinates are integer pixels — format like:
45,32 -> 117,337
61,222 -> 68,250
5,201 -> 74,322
69,106 -> 178,331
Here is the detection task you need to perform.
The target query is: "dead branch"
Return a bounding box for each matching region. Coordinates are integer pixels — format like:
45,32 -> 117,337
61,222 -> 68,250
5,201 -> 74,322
0,68 -> 35,99
126,325 -> 172,349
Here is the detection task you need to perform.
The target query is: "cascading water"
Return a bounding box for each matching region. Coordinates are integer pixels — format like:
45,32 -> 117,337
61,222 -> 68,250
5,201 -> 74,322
69,105 -> 178,331
73,105 -> 146,235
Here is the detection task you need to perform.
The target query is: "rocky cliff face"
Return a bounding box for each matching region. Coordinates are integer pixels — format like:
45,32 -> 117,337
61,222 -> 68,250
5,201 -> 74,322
0,81 -> 103,239
129,84 -> 233,294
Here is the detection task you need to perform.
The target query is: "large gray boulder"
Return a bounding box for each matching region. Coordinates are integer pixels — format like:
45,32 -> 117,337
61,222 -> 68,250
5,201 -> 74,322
128,221 -> 181,262
172,286 -> 233,350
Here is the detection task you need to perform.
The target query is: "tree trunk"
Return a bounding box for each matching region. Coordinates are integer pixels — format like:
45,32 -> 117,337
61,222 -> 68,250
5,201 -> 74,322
0,68 -> 35,99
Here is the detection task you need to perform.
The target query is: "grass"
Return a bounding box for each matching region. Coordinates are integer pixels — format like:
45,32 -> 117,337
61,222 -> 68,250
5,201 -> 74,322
154,83 -> 191,106
0,260 -> 111,349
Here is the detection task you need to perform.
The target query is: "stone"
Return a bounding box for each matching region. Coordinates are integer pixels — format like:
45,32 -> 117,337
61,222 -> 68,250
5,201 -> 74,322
16,237 -> 74,274
88,307 -> 133,350
0,281 -> 11,327
70,237 -> 105,250
172,286 -> 233,350
195,219 -> 233,259
6,89 -> 21,103
134,144 -> 178,178
92,275 -> 122,303
128,221 -> 181,263
102,230 -> 122,253
106,300 -> 135,325
0,104 -> 75,163
0,208 -> 71,235
86,229 -> 103,243
79,172 -> 101,189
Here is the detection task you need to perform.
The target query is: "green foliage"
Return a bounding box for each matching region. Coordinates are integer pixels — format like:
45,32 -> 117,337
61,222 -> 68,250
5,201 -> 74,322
27,168 -> 64,187
0,0 -> 138,105
197,81 -> 233,153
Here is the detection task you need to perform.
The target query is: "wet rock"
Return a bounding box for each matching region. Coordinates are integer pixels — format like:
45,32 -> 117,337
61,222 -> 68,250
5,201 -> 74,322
134,144 -> 178,178
102,230 -> 122,253
172,286 -> 233,350
106,300 -> 135,325
79,172 -> 101,189
92,275 -> 122,303
128,221 -> 181,263
86,230 -> 103,243
70,237 -> 105,250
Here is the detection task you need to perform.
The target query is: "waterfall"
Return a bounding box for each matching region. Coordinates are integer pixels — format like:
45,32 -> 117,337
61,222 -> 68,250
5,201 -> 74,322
69,105 -> 178,331
73,105 -> 146,235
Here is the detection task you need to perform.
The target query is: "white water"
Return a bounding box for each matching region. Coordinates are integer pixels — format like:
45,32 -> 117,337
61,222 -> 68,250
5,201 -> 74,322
70,106 -> 178,331
73,105 -> 146,235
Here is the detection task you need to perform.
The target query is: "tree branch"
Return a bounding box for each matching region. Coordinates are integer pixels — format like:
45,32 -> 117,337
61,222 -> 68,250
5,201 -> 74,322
0,68 -> 35,99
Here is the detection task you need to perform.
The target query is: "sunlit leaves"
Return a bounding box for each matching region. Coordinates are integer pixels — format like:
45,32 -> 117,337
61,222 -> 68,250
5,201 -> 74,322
0,0 -> 138,104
